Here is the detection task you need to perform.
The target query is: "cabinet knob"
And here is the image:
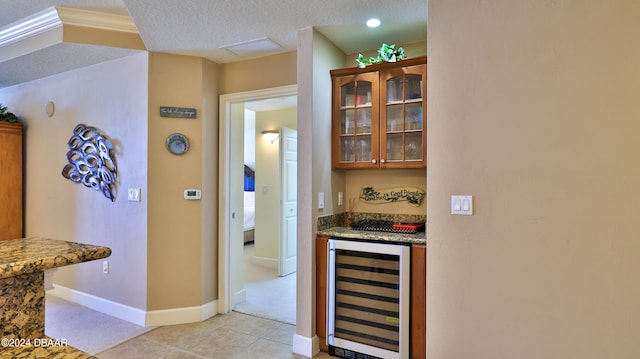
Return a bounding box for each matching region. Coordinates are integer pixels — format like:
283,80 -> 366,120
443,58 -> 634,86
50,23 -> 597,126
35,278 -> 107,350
380,159 -> 386,164
371,159 -> 377,164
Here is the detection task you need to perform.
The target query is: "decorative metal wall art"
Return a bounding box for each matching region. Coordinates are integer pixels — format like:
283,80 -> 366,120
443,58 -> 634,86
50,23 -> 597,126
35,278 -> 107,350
61,124 -> 118,201
360,185 -> 425,206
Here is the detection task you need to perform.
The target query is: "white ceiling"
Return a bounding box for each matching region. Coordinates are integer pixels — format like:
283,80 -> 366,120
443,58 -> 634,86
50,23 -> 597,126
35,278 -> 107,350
0,0 -> 427,89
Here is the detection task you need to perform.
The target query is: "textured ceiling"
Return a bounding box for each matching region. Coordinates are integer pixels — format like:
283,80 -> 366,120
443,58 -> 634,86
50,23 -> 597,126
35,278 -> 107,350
0,0 -> 427,88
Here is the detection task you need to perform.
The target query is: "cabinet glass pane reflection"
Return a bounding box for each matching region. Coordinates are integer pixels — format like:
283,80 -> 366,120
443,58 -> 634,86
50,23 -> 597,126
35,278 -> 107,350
405,74 -> 423,100
387,105 -> 403,131
356,108 -> 372,134
387,133 -> 404,161
341,109 -> 355,135
405,133 -> 423,161
405,103 -> 423,130
341,83 -> 356,106
341,137 -> 355,162
356,136 -> 372,162
387,78 -> 403,103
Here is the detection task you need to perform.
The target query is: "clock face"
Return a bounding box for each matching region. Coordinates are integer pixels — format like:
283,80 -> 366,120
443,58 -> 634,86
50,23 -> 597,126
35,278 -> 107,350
166,133 -> 189,155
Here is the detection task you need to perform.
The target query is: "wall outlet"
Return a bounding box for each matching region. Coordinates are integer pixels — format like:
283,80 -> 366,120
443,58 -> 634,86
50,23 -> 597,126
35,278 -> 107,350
102,261 -> 109,274
338,191 -> 344,206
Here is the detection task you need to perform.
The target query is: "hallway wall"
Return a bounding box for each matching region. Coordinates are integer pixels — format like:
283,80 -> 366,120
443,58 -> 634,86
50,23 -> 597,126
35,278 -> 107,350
428,1 -> 640,358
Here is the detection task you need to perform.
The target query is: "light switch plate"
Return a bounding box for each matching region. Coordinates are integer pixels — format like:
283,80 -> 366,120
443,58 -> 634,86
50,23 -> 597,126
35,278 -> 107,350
128,188 -> 141,202
451,195 -> 473,215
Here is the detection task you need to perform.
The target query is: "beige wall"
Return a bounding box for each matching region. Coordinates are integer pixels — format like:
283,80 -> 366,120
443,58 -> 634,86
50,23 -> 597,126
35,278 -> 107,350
294,27 -> 345,352
428,1 -> 640,358
200,58 -> 219,307
220,51 -> 297,94
345,169 -> 426,215
147,52 -> 218,311
0,53 -> 149,310
0,50 -> 220,319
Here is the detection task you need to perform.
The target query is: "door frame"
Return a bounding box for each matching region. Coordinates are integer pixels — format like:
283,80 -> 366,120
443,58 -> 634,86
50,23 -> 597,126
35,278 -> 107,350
218,84 -> 298,314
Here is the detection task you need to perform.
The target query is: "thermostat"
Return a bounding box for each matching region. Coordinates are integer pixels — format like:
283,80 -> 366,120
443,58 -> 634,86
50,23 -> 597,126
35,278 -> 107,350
184,189 -> 202,200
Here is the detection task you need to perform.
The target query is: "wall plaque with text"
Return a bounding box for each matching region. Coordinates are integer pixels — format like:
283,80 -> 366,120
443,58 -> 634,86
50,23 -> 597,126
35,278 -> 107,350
160,106 -> 197,119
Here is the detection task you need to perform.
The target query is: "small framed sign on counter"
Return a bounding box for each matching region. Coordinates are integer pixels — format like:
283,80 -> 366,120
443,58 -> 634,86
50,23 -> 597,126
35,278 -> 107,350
160,106 -> 197,119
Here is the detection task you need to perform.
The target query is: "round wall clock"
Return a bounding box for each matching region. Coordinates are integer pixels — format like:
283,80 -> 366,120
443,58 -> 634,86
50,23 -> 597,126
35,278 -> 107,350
166,133 -> 190,155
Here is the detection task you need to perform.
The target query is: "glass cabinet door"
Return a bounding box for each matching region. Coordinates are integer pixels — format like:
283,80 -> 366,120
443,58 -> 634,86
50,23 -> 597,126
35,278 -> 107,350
380,65 -> 426,168
331,57 -> 425,170
334,72 -> 379,169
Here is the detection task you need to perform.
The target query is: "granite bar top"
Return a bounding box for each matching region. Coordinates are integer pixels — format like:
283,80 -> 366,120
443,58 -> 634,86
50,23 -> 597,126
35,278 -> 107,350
318,226 -> 426,244
317,212 -> 427,245
0,237 -> 111,279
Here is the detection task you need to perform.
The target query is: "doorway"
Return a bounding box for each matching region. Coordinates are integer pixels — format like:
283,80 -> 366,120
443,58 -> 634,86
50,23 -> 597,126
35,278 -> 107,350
218,85 -> 298,324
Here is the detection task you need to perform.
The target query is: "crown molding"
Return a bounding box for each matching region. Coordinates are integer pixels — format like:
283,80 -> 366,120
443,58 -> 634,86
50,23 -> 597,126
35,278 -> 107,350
0,6 -> 139,50
56,7 -> 139,34
0,7 -> 62,48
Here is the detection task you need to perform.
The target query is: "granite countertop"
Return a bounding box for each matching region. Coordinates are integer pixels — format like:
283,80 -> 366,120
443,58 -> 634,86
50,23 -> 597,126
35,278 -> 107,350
0,237 -> 112,279
318,226 -> 426,244
316,212 -> 427,244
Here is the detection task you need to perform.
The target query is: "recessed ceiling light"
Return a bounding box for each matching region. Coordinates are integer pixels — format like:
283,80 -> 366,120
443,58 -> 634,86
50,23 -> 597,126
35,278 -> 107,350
366,18 -> 381,28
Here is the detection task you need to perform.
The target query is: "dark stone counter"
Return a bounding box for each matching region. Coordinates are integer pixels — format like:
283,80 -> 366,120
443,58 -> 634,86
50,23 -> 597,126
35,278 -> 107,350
0,237 -> 110,356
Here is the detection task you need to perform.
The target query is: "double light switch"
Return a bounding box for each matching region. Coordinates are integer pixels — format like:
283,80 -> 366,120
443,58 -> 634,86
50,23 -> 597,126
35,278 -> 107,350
451,195 -> 473,215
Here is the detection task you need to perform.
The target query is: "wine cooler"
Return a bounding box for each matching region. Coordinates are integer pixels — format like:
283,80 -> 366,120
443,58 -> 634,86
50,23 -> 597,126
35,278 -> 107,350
327,238 -> 410,359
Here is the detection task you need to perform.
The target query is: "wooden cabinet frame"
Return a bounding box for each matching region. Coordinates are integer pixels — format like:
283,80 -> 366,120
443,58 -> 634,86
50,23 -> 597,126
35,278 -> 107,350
0,122 -> 23,241
331,56 -> 427,170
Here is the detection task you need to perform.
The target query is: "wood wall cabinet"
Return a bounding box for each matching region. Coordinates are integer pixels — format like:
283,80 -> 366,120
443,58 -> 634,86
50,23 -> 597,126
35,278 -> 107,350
316,235 -> 426,358
331,56 -> 427,170
0,122 -> 23,241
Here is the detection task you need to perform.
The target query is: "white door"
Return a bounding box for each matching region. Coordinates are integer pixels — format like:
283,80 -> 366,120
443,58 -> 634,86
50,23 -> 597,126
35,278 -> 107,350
279,128 -> 297,276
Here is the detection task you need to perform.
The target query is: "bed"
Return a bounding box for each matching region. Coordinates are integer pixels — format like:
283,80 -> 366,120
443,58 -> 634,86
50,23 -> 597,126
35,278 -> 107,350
243,165 -> 255,243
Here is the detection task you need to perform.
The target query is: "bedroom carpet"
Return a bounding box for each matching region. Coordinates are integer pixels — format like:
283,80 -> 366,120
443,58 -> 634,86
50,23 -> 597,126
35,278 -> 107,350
233,243 -> 296,325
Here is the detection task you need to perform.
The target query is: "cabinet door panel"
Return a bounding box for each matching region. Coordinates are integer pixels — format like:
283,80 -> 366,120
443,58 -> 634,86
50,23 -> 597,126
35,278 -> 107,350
380,63 -> 426,169
332,72 -> 379,169
332,57 -> 425,170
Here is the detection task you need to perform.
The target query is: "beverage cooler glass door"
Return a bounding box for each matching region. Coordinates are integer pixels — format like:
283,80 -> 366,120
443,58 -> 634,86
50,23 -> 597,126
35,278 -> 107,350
327,239 -> 410,359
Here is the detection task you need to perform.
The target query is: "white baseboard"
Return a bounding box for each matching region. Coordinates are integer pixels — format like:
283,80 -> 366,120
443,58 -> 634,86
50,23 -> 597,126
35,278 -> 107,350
252,255 -> 277,268
145,301 -> 218,327
292,334 -> 319,358
49,284 -> 218,327
48,284 -> 147,327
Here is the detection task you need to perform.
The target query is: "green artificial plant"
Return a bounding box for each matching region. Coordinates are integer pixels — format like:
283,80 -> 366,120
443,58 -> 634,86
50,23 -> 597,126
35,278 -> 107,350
356,43 -> 406,69
0,104 -> 19,123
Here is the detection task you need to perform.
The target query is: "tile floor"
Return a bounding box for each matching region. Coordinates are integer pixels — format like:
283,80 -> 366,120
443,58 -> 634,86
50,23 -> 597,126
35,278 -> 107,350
97,311 -> 332,359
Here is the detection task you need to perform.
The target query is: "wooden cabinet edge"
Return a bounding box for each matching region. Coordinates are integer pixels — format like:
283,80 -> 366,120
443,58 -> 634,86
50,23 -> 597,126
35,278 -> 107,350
316,235 -> 330,352
411,243 -> 427,359
330,55 -> 427,77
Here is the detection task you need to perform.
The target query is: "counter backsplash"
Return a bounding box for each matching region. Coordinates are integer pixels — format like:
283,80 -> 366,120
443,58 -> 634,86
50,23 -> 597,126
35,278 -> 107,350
317,212 -> 427,231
